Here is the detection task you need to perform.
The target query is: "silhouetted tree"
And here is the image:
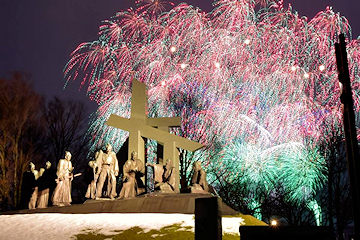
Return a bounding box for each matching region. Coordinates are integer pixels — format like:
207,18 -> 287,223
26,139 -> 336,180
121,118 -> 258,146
0,72 -> 44,210
42,97 -> 91,203
319,126 -> 353,240
42,97 -> 89,166
0,73 -> 92,210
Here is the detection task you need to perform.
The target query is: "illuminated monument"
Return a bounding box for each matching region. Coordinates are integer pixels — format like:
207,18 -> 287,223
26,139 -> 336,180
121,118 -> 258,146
12,79 -> 243,218
106,79 -> 204,192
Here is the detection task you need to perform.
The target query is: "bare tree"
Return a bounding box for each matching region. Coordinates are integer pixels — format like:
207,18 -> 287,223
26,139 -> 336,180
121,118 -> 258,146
42,97 -> 89,167
0,72 -> 44,209
0,73 -> 92,210
42,97 -> 91,203
319,126 -> 353,240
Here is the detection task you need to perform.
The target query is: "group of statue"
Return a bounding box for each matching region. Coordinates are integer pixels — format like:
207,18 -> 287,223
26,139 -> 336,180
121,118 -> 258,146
20,151 -> 75,209
20,161 -> 53,209
85,144 -> 210,201
85,143 -> 120,200
20,143 -> 209,209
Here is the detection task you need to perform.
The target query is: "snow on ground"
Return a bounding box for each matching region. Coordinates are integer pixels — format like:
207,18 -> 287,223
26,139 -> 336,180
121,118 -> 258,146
0,213 -> 243,239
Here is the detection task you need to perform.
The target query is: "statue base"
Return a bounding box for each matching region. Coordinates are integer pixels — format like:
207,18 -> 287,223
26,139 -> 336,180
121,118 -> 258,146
5,193 -> 238,215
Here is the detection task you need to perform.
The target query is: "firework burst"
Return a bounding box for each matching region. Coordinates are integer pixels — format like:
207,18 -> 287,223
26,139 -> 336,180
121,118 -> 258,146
65,0 -> 360,222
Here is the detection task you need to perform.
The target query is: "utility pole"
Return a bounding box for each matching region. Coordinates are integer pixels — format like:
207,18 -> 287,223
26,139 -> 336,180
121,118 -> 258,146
335,33 -> 360,238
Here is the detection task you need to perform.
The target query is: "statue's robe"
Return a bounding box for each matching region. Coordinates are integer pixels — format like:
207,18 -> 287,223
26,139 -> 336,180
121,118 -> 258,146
52,159 -> 73,206
153,164 -> 178,194
95,150 -> 119,198
19,171 -> 36,209
190,169 -> 209,193
119,158 -> 145,198
28,170 -> 40,209
37,167 -> 56,208
85,163 -> 98,199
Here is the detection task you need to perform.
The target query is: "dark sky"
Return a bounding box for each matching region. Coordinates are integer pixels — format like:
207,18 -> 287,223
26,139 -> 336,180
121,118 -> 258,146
1,0 -> 359,113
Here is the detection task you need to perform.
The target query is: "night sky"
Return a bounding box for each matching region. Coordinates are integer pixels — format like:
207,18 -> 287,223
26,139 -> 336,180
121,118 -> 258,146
1,0 -> 359,114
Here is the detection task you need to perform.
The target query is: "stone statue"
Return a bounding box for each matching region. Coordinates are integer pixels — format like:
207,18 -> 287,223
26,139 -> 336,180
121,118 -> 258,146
36,161 -> 54,208
52,151 -> 73,206
20,162 -> 37,209
119,151 -> 145,198
85,155 -> 99,199
95,144 -> 119,199
189,161 -> 209,193
28,162 -> 41,209
146,158 -> 179,194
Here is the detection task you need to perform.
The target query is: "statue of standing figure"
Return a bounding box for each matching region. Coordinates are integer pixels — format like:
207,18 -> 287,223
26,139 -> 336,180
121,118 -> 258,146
52,151 -> 73,206
37,161 -> 54,208
28,162 -> 40,209
189,161 -> 209,193
119,151 -> 145,198
20,162 -> 37,209
146,159 -> 179,194
95,144 -> 119,199
85,152 -> 99,199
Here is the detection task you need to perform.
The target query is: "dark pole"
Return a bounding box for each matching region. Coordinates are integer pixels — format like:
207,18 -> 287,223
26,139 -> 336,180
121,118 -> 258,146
335,33 -> 360,237
195,197 -> 222,240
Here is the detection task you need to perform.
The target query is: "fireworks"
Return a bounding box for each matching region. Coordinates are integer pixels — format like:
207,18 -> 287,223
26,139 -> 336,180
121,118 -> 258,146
64,0 -> 360,221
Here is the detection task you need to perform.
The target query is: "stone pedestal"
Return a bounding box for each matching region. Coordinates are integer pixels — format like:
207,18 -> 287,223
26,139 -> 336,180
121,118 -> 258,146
7,193 -> 236,216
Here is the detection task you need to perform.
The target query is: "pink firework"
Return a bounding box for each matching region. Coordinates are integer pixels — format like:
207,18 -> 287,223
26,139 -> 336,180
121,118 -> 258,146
64,0 -> 360,217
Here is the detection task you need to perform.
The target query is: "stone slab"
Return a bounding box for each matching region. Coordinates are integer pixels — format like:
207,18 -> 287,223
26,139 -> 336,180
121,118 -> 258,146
2,193 -> 239,215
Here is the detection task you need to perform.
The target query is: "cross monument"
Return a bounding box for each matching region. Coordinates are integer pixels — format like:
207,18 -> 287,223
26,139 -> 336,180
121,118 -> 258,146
106,79 -> 204,192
